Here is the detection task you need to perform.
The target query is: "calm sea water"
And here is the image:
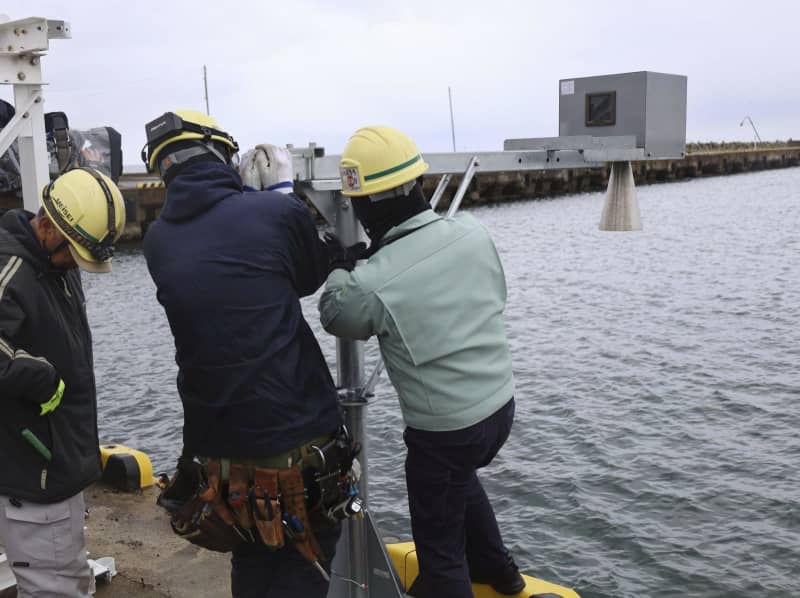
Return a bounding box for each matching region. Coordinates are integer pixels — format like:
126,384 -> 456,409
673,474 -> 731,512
84,168 -> 800,598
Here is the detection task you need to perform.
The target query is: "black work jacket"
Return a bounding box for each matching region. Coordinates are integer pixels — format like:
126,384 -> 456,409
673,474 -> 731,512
0,210 -> 102,502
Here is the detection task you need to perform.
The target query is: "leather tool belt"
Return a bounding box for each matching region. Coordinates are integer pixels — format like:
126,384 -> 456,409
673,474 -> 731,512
157,428 -> 361,559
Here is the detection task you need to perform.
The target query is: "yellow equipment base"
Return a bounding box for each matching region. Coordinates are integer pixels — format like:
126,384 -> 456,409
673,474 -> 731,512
99,443 -> 156,490
386,542 -> 581,598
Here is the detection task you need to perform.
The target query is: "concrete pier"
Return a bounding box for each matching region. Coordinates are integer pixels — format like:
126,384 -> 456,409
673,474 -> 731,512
84,485 -> 229,597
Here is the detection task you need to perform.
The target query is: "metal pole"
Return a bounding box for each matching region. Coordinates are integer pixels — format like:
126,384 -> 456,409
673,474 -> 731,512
428,173 -> 452,211
361,358 -> 384,400
740,115 -> 762,150
446,155 -> 479,218
333,191 -> 369,597
203,65 -> 210,115
448,86 -> 457,152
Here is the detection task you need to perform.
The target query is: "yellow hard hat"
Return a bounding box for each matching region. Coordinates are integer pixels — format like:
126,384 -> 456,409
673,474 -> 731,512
40,168 -> 126,273
339,126 -> 429,197
142,109 -> 238,173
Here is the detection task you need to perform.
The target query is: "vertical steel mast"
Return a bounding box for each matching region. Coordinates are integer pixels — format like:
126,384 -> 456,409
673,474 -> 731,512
301,174 -> 406,597
334,190 -> 370,597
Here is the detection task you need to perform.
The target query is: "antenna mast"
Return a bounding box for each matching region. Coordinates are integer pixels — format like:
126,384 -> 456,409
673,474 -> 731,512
448,86 -> 457,152
203,65 -> 210,115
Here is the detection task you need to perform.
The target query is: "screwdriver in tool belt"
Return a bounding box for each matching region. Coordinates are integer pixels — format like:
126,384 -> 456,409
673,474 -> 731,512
282,513 -> 330,582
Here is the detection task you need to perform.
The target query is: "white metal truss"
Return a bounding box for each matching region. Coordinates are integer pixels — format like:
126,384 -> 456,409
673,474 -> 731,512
0,16 -> 70,211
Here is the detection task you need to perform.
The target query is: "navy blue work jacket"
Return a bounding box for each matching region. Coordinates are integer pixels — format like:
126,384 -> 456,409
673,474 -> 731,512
143,162 -> 341,458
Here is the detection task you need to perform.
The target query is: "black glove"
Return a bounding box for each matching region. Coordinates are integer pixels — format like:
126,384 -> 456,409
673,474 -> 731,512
323,233 -> 367,273
157,451 -> 205,513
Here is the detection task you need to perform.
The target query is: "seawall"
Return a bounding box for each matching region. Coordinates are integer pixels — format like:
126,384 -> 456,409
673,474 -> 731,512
119,146 -> 800,240
3,147 -> 798,240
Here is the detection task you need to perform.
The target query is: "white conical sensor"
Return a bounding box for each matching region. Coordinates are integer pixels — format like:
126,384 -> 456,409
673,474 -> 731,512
600,161 -> 641,231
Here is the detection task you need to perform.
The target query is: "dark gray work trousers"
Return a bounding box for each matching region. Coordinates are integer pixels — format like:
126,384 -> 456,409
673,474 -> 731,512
404,398 -> 515,598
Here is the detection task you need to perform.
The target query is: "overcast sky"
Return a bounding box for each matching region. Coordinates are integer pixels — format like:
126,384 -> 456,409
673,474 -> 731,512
3,0 -> 798,169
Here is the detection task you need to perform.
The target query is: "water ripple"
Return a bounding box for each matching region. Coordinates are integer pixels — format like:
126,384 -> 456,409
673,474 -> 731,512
82,168 -> 800,597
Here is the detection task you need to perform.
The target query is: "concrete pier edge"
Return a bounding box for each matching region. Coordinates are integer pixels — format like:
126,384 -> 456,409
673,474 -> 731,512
118,146 -> 800,240
1,146 -> 798,240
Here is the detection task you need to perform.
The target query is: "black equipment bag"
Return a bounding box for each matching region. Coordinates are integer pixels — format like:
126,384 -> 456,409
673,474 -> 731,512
0,99 -> 21,195
0,99 -> 14,128
104,126 -> 123,182
44,111 -> 69,133
45,111 -> 71,174
1,105 -> 123,193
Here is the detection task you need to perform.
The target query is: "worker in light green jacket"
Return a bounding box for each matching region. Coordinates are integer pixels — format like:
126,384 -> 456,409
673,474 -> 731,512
319,126 -> 526,598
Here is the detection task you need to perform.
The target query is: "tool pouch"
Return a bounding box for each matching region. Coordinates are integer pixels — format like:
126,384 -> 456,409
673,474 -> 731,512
279,466 -> 323,563
157,456 -> 243,553
203,459 -> 236,527
252,467 -> 284,549
303,433 -> 362,529
170,494 -> 244,552
228,463 -> 254,530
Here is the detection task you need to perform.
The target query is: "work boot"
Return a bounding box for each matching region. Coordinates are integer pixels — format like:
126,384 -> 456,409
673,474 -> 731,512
471,556 -> 526,595
488,561 -> 526,595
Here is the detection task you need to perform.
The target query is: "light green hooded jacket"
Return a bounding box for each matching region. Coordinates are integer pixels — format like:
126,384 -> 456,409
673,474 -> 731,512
319,210 -> 514,431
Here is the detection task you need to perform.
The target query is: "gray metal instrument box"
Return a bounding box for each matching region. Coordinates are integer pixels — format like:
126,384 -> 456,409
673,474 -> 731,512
558,71 -> 687,159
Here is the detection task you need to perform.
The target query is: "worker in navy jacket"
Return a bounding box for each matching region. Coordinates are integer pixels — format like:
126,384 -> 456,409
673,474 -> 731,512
141,109 -> 342,598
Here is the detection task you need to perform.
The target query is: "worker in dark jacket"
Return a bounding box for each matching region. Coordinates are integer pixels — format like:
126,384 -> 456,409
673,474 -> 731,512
141,110 -> 345,598
0,167 -> 126,597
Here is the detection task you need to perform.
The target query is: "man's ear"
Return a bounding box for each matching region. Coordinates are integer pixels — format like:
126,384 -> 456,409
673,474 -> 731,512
36,215 -> 62,245
38,215 -> 56,236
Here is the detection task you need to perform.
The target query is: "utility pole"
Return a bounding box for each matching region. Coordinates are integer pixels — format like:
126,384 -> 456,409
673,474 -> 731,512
740,115 -> 762,150
448,86 -> 457,152
203,65 -> 210,115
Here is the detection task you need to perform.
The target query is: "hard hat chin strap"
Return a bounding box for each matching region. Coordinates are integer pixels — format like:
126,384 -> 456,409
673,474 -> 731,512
41,237 -> 70,260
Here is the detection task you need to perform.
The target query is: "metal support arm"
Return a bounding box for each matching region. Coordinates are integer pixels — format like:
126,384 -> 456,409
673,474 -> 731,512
428,173 -> 452,210
446,155 -> 479,218
0,91 -> 40,157
293,146 -> 642,190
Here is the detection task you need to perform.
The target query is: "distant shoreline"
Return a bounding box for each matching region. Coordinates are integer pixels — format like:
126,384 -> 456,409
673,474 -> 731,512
2,145 -> 798,240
